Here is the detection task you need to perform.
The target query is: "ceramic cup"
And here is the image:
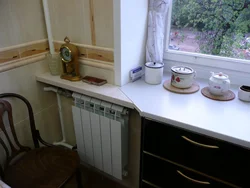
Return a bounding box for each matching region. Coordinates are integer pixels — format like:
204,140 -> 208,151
238,85 -> 250,102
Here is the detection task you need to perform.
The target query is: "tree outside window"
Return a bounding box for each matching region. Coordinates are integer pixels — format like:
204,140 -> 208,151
170,0 -> 250,60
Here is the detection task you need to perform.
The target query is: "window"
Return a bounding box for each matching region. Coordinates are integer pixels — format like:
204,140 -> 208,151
164,0 -> 250,75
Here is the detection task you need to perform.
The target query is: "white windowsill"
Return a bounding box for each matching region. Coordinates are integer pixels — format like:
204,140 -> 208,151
121,73 -> 250,148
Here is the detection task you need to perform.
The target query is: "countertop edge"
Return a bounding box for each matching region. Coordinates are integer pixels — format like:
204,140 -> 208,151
36,74 -> 134,109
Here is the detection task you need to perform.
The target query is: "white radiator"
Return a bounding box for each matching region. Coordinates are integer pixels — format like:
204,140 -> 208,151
72,92 -> 129,180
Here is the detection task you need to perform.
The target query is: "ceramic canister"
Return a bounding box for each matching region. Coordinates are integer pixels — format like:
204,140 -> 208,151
145,62 -> 164,85
238,85 -> 250,102
171,66 -> 195,88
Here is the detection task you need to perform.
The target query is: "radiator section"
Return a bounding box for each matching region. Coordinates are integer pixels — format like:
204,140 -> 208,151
72,92 -> 129,180
100,101 -> 113,175
72,106 -> 85,160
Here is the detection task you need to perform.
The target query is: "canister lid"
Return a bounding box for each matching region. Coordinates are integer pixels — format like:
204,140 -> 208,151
171,66 -> 194,74
213,72 -> 229,80
145,62 -> 164,69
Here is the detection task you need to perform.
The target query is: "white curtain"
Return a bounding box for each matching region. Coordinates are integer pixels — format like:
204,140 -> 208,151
146,0 -> 170,63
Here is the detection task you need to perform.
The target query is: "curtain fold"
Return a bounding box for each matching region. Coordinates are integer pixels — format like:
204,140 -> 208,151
146,0 -> 170,63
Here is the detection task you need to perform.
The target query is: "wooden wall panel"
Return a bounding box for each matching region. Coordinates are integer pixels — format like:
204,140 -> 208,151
48,0 -> 92,45
0,0 -> 17,48
0,0 -> 47,48
0,40 -> 49,64
92,0 -> 114,48
53,41 -> 114,63
10,0 -> 47,44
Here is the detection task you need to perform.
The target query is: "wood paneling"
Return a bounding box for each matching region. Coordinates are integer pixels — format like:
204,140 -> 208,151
78,47 -> 88,59
19,41 -> 49,58
53,41 -> 114,63
0,0 -> 17,48
0,41 -> 49,64
86,48 -> 113,62
48,0 -> 114,48
93,0 -> 114,48
48,0 -> 92,45
0,54 -> 47,73
89,0 -> 96,45
0,0 -> 47,48
0,49 -> 20,64
0,0 -> 114,65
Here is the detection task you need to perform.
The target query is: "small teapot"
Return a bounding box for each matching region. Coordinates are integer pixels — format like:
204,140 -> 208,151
209,72 -> 230,95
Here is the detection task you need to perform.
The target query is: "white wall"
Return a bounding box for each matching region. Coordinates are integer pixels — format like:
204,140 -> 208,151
114,0 -> 148,86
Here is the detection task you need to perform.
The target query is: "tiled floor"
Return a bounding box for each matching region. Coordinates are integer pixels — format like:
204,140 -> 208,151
65,165 -> 128,188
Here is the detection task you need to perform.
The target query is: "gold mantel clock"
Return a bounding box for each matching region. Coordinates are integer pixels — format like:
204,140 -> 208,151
60,37 -> 81,81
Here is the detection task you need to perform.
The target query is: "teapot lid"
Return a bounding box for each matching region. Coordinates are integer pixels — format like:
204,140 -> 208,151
212,72 -> 229,80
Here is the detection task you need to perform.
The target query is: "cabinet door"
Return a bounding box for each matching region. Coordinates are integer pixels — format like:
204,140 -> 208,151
141,181 -> 157,188
143,118 -> 250,187
142,153 -> 236,188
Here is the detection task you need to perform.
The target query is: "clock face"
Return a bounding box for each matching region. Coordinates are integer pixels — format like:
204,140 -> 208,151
60,46 -> 72,62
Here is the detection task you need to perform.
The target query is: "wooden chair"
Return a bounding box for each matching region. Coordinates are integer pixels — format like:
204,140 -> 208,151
0,93 -> 82,188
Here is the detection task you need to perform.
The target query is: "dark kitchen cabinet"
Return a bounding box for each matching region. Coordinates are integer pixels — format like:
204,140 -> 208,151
143,153 -> 231,188
139,118 -> 249,188
141,181 -> 156,188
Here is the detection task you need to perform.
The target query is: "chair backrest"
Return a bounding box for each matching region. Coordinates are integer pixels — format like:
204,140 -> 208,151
0,93 -> 40,179
0,100 -> 24,177
0,132 -> 8,179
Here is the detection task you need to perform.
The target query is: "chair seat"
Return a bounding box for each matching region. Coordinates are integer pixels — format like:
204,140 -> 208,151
4,147 -> 80,188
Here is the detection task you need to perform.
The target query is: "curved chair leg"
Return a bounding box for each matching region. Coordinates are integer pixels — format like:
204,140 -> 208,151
76,168 -> 83,188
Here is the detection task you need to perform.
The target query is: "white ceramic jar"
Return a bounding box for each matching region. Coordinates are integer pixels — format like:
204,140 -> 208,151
209,72 -> 230,95
145,62 -> 164,85
171,66 -> 195,88
238,85 -> 250,102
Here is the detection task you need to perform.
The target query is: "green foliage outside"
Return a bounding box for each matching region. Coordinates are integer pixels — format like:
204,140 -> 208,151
172,0 -> 250,58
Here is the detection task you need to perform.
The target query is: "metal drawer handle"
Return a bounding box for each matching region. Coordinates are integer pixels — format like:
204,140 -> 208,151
177,170 -> 210,185
182,136 -> 219,149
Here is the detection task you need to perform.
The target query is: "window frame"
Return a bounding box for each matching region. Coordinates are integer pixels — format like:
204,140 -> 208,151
163,0 -> 250,75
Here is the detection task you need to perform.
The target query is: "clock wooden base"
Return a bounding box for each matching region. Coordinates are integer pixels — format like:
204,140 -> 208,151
61,74 -> 81,81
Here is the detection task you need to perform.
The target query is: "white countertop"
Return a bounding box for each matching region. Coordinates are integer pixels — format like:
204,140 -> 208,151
37,72 -> 250,148
121,74 -> 250,148
36,72 -> 134,109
